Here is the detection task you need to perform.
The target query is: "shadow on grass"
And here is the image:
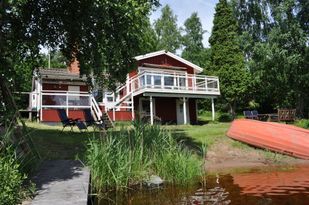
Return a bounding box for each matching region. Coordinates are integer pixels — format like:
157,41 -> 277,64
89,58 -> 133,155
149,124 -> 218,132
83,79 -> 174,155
28,126 -> 103,160
171,130 -> 204,157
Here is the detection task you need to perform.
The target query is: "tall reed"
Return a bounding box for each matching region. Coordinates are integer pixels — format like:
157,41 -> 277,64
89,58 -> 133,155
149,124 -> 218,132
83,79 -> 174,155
85,122 -> 203,194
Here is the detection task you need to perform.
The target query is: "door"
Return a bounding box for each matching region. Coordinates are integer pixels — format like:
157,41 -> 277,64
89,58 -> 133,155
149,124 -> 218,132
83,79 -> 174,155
176,99 -> 190,124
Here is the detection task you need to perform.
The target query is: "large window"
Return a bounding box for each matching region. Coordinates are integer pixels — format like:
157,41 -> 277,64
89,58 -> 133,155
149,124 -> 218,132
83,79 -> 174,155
154,76 -> 161,86
164,76 -> 174,87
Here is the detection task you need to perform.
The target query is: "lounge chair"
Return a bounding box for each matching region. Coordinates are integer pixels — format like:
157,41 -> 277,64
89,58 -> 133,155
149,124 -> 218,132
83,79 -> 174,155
83,109 -> 106,130
243,110 -> 254,119
251,110 -> 259,120
57,109 -> 78,132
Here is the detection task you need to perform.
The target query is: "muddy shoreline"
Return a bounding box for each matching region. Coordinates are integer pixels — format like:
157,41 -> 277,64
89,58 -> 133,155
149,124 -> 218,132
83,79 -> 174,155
204,137 -> 309,173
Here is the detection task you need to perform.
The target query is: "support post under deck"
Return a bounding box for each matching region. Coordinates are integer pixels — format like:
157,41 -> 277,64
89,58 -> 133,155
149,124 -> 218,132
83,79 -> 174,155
150,96 -> 153,125
131,94 -> 135,121
183,97 -> 187,124
211,98 -> 215,121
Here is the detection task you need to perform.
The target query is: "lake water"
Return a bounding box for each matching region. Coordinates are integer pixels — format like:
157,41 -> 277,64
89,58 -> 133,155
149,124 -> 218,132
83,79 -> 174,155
96,165 -> 309,205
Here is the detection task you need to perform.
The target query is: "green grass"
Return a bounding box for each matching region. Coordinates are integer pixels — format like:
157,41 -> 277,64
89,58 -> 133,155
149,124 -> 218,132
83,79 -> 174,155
86,122 -> 203,194
26,120 -> 231,160
165,123 -> 230,148
26,122 -> 101,160
295,119 -> 309,129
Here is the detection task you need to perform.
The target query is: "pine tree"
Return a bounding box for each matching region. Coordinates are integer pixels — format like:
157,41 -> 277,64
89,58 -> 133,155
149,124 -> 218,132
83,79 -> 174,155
154,5 -> 181,53
209,0 -> 251,116
182,12 -> 205,67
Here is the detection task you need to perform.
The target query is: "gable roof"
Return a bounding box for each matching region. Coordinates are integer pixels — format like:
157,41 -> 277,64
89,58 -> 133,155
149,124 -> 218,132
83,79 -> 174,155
134,50 -> 203,73
36,68 -> 87,81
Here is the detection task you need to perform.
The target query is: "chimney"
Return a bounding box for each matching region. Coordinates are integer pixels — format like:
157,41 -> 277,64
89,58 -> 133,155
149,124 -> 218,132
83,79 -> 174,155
67,58 -> 80,74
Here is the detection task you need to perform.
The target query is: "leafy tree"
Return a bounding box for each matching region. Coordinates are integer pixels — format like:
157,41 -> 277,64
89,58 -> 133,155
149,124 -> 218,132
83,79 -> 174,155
0,0 -> 159,109
181,12 -> 206,67
154,5 -> 181,53
250,0 -> 309,116
209,0 -> 251,116
42,50 -> 67,68
138,18 -> 159,54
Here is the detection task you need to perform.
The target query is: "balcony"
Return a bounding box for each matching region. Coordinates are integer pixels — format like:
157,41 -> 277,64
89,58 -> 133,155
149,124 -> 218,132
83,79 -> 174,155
129,70 -> 220,97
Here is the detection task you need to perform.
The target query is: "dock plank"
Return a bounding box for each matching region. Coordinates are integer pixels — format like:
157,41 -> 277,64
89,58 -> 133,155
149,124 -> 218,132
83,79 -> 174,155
31,160 -> 89,205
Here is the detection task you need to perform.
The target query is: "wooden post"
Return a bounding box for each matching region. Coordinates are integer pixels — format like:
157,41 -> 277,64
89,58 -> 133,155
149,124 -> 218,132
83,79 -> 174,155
183,97 -> 187,124
113,108 -> 115,122
211,98 -> 215,121
66,92 -> 69,116
131,94 -> 134,121
150,96 -> 153,125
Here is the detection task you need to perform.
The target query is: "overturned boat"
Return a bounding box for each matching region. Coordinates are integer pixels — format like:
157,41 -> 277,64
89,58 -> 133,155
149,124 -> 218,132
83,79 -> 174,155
227,119 -> 309,159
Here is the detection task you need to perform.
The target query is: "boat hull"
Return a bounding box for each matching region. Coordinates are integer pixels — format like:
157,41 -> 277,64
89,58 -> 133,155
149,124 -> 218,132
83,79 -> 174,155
226,119 -> 309,159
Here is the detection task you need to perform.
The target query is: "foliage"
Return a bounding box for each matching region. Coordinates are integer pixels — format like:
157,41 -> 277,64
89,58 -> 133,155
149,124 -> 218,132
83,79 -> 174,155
1,0 -> 159,95
138,18 -> 159,54
41,50 -> 67,68
85,122 -> 203,194
209,0 -> 251,116
0,148 -> 26,205
231,0 -> 309,117
181,12 -> 206,67
218,113 -> 233,122
295,119 -> 309,129
154,5 -> 181,53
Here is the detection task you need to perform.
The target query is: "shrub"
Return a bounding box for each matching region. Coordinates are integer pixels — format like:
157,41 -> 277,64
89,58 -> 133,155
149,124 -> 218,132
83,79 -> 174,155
218,113 -> 233,122
0,149 -> 26,205
85,122 -> 203,193
295,119 -> 309,129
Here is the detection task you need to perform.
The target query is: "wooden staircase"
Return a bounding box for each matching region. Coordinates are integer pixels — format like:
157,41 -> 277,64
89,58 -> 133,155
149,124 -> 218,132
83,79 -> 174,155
101,112 -> 114,129
90,96 -> 114,129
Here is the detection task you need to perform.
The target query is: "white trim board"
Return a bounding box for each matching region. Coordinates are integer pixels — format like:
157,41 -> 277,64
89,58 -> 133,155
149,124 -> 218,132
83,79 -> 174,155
134,50 -> 203,73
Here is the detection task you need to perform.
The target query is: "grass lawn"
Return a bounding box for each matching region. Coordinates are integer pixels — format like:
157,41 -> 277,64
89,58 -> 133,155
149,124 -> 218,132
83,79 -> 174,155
26,120 -> 231,161
26,122 -> 102,160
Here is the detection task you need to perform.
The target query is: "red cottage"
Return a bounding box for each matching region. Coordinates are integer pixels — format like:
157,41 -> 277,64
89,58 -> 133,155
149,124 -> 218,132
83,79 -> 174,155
100,50 -> 220,125
29,50 -> 220,125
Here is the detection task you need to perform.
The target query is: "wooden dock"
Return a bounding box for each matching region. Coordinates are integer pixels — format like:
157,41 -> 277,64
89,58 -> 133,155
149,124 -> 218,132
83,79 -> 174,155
31,160 -> 90,205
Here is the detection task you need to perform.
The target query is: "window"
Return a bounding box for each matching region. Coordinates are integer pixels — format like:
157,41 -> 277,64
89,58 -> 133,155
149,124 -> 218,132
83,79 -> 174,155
154,76 -> 161,86
164,76 -> 174,87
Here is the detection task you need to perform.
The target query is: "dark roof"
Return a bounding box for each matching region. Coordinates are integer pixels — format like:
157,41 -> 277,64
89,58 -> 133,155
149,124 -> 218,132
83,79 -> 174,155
37,68 -> 87,81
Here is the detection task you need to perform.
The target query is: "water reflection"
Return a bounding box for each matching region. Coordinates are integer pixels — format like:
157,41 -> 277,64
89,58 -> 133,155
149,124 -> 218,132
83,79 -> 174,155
96,165 -> 309,205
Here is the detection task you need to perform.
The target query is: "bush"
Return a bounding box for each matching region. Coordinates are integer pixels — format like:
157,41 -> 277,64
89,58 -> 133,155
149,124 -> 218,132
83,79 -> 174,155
0,149 -> 26,205
218,113 -> 233,122
85,122 -> 203,193
295,119 -> 309,129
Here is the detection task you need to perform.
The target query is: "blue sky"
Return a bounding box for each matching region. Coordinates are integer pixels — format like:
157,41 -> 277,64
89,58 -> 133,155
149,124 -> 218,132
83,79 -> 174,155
150,0 -> 218,47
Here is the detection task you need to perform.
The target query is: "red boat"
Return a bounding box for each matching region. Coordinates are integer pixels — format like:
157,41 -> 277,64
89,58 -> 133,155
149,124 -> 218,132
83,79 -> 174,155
227,119 -> 309,159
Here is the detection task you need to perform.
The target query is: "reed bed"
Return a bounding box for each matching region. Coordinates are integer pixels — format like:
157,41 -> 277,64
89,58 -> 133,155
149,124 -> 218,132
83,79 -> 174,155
85,122 -> 203,193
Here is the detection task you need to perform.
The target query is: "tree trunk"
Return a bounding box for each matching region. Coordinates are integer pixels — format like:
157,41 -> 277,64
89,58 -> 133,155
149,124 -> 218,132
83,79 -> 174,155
296,94 -> 305,118
0,76 -> 19,125
229,101 -> 237,119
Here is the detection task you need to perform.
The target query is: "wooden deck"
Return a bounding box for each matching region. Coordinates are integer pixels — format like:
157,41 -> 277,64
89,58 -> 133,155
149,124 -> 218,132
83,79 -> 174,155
31,160 -> 90,205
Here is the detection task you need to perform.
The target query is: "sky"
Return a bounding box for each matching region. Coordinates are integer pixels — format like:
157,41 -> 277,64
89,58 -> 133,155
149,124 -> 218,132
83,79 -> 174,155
150,0 -> 218,48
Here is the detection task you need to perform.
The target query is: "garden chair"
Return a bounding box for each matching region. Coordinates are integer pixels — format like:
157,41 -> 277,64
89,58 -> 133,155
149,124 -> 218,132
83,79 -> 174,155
278,109 -> 296,123
57,109 -> 78,132
83,108 -> 106,130
243,110 -> 254,119
75,120 -> 88,132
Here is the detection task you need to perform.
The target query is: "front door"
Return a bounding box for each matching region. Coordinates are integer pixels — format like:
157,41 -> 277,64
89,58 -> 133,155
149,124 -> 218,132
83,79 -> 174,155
176,99 -> 190,124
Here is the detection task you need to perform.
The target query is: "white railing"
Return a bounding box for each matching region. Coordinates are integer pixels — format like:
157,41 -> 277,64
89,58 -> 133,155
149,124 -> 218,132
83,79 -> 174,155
135,71 -> 219,93
91,96 -> 103,121
104,70 -> 220,111
36,90 -> 92,120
